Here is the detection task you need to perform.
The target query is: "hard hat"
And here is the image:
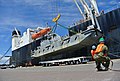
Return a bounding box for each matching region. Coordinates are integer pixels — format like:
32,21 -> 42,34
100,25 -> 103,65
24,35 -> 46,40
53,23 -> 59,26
92,45 -> 96,50
99,37 -> 105,42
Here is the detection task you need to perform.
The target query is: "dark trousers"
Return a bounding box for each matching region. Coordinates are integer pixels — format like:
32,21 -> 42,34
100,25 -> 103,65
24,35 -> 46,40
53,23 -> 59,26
94,54 -> 110,70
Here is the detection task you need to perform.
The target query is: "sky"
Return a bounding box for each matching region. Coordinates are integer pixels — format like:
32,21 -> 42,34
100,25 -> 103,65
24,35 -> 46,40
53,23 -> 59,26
0,0 -> 120,64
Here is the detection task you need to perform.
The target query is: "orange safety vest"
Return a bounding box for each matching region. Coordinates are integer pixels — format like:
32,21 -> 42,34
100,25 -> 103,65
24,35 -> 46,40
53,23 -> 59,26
95,43 -> 104,53
91,50 -> 96,57
91,50 -> 96,60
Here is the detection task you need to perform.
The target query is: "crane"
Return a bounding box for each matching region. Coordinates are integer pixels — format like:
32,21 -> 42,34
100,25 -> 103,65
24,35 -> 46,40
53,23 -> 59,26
73,0 -> 101,31
73,0 -> 86,19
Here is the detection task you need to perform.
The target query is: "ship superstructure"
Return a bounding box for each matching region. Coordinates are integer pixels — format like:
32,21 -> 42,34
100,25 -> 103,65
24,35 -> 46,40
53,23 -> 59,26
12,27 -> 51,51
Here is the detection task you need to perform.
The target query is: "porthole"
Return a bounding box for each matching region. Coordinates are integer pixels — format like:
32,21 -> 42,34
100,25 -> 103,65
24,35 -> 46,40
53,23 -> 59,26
75,36 -> 77,40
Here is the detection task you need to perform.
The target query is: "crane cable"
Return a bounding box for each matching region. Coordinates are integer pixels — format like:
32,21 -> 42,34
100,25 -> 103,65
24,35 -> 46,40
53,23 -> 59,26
57,23 -> 77,34
0,45 -> 12,61
51,0 -> 60,33
51,0 -> 77,34
3,58 -> 10,64
52,14 -> 77,34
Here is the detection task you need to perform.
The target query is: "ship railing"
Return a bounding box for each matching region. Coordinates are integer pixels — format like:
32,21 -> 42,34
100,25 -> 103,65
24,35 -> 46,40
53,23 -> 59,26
39,56 -> 89,67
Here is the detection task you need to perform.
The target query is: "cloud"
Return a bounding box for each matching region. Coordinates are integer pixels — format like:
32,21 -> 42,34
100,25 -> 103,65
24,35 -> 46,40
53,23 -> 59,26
0,0 -> 81,29
1,12 -> 42,26
0,17 -> 40,27
25,0 -> 50,6
63,0 -> 73,3
98,0 -> 118,6
109,1 -> 118,5
0,0 -> 24,6
98,2 -> 106,6
0,1 -> 54,27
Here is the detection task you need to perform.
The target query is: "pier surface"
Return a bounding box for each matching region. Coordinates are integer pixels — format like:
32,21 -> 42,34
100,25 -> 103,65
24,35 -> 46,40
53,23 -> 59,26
0,59 -> 120,81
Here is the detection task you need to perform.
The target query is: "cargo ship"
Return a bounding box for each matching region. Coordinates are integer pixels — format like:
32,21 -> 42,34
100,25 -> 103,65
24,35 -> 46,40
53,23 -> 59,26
11,0 -> 120,66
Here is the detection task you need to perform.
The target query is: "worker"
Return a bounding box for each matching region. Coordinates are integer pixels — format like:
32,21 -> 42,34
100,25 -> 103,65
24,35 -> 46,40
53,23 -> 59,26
91,44 -> 107,70
91,45 -> 103,70
91,45 -> 96,60
93,37 -> 110,71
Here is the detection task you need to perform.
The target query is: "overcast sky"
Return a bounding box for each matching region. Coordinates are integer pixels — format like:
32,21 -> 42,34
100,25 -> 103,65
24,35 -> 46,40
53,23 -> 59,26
0,0 -> 120,64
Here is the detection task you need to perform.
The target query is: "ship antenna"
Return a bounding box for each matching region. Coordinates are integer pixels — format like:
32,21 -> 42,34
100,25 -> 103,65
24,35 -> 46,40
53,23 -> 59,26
14,27 -> 20,36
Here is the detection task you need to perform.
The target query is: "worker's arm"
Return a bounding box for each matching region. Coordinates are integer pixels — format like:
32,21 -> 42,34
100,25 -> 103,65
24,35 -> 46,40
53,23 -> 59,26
102,45 -> 108,56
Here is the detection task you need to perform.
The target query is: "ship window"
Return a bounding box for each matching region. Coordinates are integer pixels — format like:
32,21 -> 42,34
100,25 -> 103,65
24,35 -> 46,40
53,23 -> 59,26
43,49 -> 45,52
75,36 -> 77,40
46,47 -> 49,50
67,40 -> 70,43
61,41 -> 64,45
53,34 -> 57,37
48,37 -> 51,40
52,46 -> 54,48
